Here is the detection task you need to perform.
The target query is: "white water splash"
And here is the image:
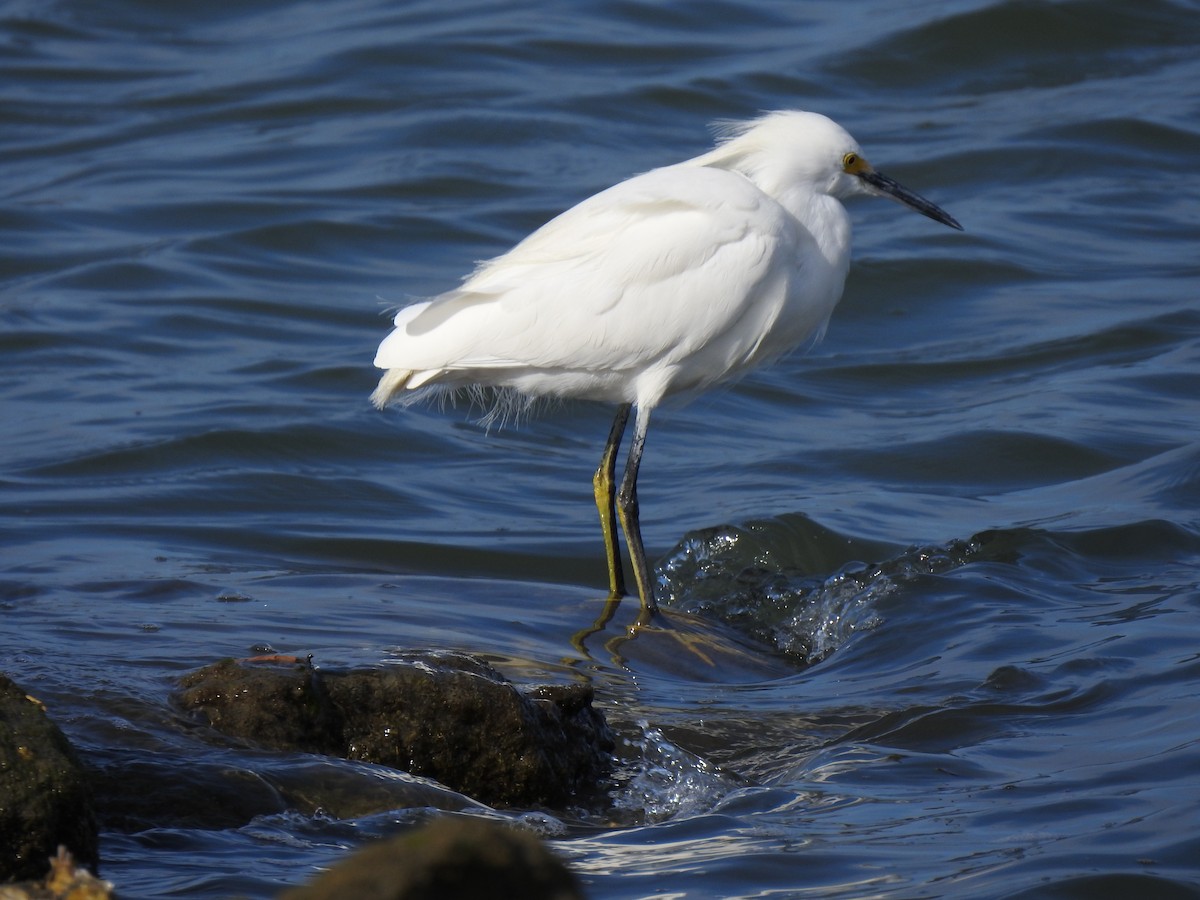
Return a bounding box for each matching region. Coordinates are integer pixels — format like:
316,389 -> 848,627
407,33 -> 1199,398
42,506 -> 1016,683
609,722 -> 736,823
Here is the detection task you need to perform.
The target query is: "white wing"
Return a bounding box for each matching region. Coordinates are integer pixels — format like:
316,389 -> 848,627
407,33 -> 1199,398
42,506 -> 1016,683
375,163 -> 817,403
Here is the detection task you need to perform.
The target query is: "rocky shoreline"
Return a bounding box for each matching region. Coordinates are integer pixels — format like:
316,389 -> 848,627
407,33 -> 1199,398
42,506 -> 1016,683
1,654 -> 614,897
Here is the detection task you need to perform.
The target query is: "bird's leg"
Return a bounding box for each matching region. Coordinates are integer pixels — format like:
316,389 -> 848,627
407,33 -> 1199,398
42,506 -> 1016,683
616,408 -> 658,621
593,403 -> 631,599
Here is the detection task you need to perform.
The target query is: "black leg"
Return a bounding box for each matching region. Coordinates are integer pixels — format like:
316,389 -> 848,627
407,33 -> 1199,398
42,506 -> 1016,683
616,408 -> 658,620
593,403 -> 631,599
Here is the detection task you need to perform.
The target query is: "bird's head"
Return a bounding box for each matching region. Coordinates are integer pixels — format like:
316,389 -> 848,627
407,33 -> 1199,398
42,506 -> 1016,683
708,110 -> 963,231
838,145 -> 963,231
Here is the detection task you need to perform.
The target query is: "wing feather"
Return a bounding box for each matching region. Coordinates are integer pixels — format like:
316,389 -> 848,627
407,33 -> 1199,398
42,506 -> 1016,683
374,163 -> 804,399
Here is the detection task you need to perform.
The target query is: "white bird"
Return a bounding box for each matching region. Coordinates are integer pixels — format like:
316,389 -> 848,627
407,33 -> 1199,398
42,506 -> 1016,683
373,110 -> 962,622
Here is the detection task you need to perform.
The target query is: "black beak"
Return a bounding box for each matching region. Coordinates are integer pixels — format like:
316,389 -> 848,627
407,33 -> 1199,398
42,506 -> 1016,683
860,169 -> 963,231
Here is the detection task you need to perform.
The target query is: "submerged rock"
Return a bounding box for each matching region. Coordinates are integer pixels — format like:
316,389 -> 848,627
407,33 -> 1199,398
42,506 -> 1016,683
0,674 -> 99,882
278,816 -> 583,900
90,752 -> 483,832
175,652 -> 614,809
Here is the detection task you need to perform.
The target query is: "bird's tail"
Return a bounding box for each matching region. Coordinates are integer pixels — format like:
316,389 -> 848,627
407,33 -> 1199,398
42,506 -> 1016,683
370,368 -> 415,409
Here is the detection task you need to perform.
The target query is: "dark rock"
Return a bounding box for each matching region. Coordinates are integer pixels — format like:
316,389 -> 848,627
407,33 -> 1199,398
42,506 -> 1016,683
175,652 -> 614,809
0,674 -> 99,882
278,816 -> 583,900
173,656 -> 340,755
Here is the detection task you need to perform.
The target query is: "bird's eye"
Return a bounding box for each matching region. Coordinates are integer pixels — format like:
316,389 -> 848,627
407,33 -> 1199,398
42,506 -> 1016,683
842,152 -> 860,171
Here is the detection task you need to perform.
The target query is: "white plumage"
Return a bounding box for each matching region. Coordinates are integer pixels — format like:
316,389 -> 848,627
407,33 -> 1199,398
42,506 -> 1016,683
373,110 -> 961,620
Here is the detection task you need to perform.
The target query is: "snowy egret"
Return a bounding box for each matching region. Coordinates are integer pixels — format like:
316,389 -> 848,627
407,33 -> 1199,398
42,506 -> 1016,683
373,110 -> 962,621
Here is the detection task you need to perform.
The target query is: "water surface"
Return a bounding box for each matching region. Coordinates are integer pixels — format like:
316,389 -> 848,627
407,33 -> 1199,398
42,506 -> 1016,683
3,0 -> 1199,897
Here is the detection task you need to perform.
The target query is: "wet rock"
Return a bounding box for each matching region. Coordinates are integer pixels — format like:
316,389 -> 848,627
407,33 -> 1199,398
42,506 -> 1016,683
277,816 -> 583,900
175,652 -> 614,809
174,655 -> 340,756
0,675 -> 99,882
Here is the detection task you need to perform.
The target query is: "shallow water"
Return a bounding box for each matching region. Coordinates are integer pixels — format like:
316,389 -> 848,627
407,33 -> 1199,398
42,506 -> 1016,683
3,0 -> 1200,897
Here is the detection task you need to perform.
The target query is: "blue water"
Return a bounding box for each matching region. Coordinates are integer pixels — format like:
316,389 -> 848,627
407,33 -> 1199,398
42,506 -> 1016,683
3,0 -> 1200,897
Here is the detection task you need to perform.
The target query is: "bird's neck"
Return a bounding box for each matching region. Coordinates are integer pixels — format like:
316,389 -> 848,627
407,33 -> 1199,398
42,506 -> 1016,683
689,146 -> 853,273
785,188 -> 853,276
